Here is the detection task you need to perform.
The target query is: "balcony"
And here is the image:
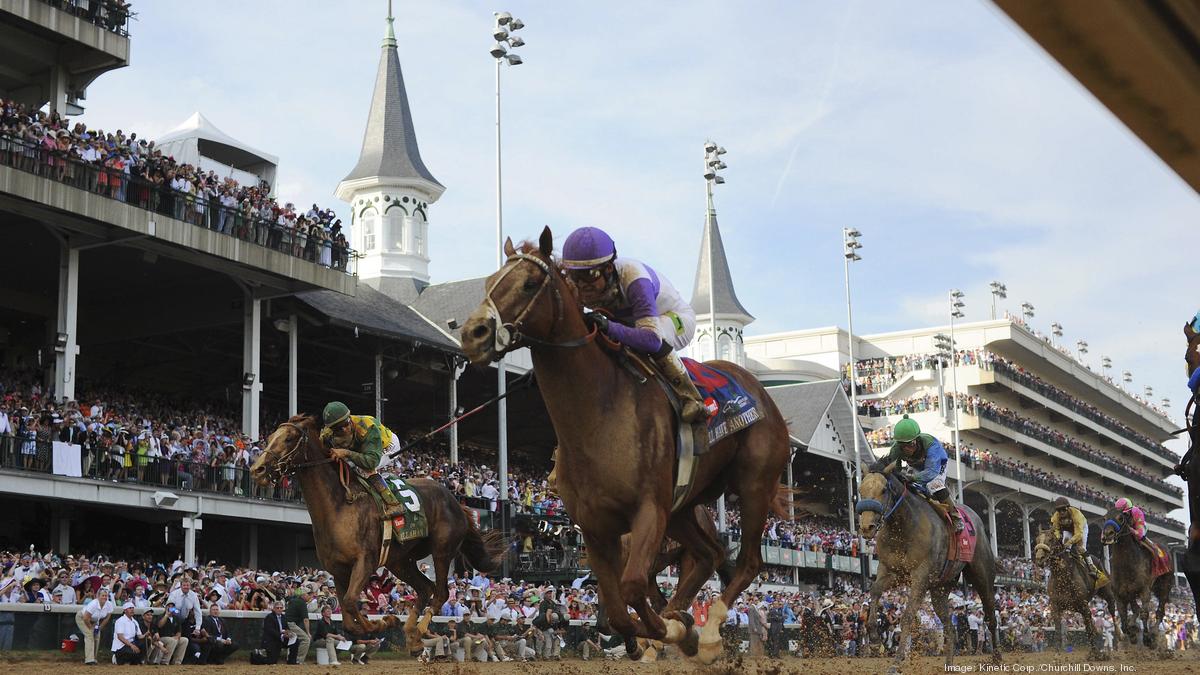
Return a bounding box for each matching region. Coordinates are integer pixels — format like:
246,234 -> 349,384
0,133 -> 356,294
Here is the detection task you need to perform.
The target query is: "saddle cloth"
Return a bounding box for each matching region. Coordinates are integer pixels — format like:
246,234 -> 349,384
947,506 -> 978,564
682,358 -> 764,446
379,476 -> 429,542
1148,539 -> 1172,579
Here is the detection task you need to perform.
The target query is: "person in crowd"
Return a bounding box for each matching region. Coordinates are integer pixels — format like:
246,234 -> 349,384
166,577 -> 203,637
198,604 -> 238,664
284,587 -> 312,664
111,601 -> 145,664
74,586 -> 115,665
311,604 -> 348,666
345,625 -> 381,665
417,613 -> 450,663
151,600 -> 189,665
258,600 -> 294,665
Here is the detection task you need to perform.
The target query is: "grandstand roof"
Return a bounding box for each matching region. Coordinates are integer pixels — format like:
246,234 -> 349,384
411,277 -> 487,344
297,284 -> 458,350
691,208 -> 754,324
338,12 -> 443,192
768,380 -> 871,466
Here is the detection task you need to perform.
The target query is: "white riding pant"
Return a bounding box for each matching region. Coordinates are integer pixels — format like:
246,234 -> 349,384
636,306 -> 696,352
1062,524 -> 1087,549
374,434 -> 402,471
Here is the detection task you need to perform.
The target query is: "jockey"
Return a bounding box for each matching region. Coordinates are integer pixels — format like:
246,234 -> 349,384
1113,497 -> 1153,552
882,415 -> 962,532
321,401 -> 405,520
560,226 -> 707,423
1051,497 -> 1103,581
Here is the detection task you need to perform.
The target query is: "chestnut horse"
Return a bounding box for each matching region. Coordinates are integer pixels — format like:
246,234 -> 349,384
461,228 -> 791,663
249,415 -> 504,649
1180,318 -> 1200,615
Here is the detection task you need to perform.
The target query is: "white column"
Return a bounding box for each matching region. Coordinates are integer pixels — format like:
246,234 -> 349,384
450,362 -> 464,465
55,245 -> 80,402
287,315 -> 298,417
375,352 -> 384,423
1021,504 -> 1033,559
183,518 -> 197,568
242,298 -> 262,439
987,495 -> 999,558
57,517 -> 71,554
48,64 -> 68,116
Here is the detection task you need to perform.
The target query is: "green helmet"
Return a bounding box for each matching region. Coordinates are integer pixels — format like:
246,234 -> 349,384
322,401 -> 351,428
893,415 -> 921,443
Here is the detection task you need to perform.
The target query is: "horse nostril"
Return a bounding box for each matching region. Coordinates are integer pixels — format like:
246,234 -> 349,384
471,324 -> 489,339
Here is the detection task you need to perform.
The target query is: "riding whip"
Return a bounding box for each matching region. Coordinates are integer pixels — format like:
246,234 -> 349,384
385,370 -> 536,459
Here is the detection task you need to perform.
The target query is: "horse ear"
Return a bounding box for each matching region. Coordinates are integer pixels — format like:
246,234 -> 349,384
881,460 -> 898,476
539,226 -> 553,258
1186,320 -> 1198,339
503,237 -> 517,258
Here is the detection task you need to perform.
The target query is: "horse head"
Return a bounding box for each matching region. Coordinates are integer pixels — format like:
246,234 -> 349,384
250,415 -> 323,485
1100,507 -> 1129,545
855,462 -> 900,539
461,226 -> 587,365
1032,526 -> 1061,567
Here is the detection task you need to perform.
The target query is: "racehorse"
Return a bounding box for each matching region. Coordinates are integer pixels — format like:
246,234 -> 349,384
1032,527 -> 1122,656
857,463 -> 1001,673
249,415 -> 505,650
460,229 -> 791,663
1180,318 -> 1200,615
1099,507 -> 1173,648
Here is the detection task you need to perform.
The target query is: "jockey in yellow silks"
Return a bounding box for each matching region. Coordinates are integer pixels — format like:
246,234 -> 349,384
321,401 -> 405,519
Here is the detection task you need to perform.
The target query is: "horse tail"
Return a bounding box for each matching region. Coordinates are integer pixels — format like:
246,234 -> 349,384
770,484 -> 794,520
457,504 -> 506,574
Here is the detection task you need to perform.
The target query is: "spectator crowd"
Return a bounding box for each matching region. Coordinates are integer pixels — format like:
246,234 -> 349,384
0,100 -> 353,270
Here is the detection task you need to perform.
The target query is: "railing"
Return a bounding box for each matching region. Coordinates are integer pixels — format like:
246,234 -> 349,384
0,132 -> 358,274
992,359 -> 1176,463
0,436 -> 301,503
975,406 -> 1182,497
38,0 -> 132,36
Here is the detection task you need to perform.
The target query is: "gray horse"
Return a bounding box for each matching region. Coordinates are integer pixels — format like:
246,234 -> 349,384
1032,527 -> 1122,656
1100,507 -> 1173,649
858,466 -> 1001,673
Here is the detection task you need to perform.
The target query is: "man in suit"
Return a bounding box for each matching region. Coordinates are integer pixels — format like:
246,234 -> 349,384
259,600 -> 296,665
198,604 -> 239,664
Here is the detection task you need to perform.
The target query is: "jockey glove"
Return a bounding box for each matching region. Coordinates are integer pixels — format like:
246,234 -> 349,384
585,312 -> 610,335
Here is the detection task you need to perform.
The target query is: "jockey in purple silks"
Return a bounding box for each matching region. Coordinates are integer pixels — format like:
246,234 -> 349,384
560,226 -> 707,423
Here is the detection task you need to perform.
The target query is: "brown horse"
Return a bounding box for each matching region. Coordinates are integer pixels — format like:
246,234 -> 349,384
1032,527 -> 1122,656
461,228 -> 791,663
1180,318 -> 1200,615
1099,507 -> 1173,649
249,415 -> 505,649
857,465 -> 1001,673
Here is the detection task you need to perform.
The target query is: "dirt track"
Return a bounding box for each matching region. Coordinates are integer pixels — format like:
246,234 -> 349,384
3,652 -> 1199,675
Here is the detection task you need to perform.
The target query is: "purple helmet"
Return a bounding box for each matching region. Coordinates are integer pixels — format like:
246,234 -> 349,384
561,227 -> 616,269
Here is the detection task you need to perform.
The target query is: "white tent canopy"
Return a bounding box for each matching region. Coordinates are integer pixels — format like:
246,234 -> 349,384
155,112 -> 279,189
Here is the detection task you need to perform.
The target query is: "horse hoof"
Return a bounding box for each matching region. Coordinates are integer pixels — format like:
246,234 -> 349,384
638,643 -> 659,663
677,626 -> 700,658
697,637 -> 721,665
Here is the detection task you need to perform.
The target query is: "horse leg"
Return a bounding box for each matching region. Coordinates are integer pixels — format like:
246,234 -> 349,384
890,570 -> 930,673
1099,586 -> 1123,650
620,501 -> 676,644
341,556 -> 393,634
587,533 -> 644,660
661,512 -> 721,657
930,588 -> 954,666
393,559 -> 435,653
1137,587 -> 1155,649
1079,600 -> 1102,659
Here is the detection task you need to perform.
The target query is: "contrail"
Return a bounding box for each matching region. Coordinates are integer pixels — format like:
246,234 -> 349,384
771,1 -> 859,207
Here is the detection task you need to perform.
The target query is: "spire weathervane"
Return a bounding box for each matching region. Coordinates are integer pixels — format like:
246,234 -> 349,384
384,0 -> 396,47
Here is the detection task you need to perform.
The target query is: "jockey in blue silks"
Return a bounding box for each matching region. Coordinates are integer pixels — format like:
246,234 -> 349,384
880,415 -> 963,532
560,226 -> 707,423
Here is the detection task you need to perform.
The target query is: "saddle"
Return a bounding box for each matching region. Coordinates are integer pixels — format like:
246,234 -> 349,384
617,349 -> 764,511
902,484 -> 977,584
355,474 -> 429,567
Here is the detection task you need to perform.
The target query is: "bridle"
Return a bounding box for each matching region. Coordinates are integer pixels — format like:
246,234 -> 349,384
854,473 -> 908,526
1101,511 -> 1130,545
260,421 -> 333,482
481,252 -> 597,354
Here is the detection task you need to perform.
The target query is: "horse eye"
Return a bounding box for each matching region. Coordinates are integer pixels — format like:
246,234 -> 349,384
522,279 -> 539,292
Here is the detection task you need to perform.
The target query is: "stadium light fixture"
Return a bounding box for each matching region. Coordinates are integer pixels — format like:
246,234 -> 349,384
989,282 -> 1006,320
1144,385 -> 1153,398
1051,322 -> 1063,340
1123,370 -> 1132,385
705,140 -> 730,534
1076,340 -> 1088,355
947,290 -> 965,502
1020,302 -> 1034,321
1162,397 -> 1171,409
842,226 -> 865,561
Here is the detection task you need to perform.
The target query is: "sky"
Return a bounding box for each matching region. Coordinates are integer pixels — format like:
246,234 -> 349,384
79,1 -> 1200,447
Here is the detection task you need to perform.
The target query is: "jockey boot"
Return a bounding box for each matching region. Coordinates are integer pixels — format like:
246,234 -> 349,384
938,494 -> 964,532
367,472 -> 407,521
654,350 -> 708,423
1083,554 -> 1109,588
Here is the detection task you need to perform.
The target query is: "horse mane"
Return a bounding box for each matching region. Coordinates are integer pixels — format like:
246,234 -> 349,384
287,413 -> 318,427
